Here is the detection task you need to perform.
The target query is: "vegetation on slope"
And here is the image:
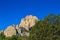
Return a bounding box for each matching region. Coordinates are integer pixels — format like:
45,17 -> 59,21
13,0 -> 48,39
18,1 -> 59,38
0,14 -> 60,40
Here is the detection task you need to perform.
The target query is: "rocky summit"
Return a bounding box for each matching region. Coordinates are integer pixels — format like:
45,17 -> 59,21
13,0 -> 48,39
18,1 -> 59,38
4,15 -> 39,37
20,15 -> 39,31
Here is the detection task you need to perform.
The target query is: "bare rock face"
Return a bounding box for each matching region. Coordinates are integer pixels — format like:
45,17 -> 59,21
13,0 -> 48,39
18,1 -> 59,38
4,25 -> 16,37
15,25 -> 21,35
4,15 -> 39,37
15,25 -> 19,30
19,15 -> 39,31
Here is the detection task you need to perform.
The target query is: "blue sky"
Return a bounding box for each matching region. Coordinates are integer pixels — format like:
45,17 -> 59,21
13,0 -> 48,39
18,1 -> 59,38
0,0 -> 60,30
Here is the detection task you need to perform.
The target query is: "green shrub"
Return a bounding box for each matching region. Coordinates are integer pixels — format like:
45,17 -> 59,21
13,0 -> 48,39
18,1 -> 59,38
29,21 -> 60,40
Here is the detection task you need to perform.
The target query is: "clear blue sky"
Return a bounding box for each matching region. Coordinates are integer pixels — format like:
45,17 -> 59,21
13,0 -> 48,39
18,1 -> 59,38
0,0 -> 60,30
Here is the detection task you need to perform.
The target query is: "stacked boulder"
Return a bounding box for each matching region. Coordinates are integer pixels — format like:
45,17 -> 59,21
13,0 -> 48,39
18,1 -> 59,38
4,15 -> 39,37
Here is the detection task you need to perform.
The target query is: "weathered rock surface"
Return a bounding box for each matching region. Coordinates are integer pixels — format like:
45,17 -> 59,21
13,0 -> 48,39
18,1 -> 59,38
4,25 -> 16,37
4,15 -> 39,37
19,15 -> 39,31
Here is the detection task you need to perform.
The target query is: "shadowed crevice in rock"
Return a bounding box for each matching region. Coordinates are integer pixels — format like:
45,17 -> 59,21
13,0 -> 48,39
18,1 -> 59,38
3,15 -> 39,37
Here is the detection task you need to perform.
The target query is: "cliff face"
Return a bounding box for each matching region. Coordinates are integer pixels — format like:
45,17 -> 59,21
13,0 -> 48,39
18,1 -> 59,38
19,15 -> 39,31
4,25 -> 16,37
4,15 -> 39,37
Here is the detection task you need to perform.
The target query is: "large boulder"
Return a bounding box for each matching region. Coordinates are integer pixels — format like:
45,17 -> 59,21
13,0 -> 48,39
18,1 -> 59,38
19,15 -> 39,31
4,25 -> 16,37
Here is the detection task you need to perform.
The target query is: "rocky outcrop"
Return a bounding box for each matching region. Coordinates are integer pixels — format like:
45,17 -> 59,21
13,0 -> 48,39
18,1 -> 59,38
15,25 -> 29,37
4,15 -> 39,37
4,25 -> 16,37
19,15 -> 39,31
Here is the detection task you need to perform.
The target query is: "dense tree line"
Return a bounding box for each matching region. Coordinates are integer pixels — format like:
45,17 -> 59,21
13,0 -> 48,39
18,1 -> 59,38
0,14 -> 60,40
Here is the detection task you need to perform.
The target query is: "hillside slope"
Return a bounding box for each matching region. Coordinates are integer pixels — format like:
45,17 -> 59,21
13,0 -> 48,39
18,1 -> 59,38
0,14 -> 60,40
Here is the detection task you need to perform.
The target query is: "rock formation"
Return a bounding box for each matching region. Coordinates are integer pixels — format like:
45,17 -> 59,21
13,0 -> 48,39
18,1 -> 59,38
4,15 -> 39,37
19,15 -> 39,31
4,25 -> 16,37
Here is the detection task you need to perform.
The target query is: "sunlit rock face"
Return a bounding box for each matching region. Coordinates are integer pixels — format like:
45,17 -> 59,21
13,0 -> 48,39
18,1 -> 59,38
15,25 -> 21,35
4,15 -> 39,37
4,25 -> 16,37
15,25 -> 29,37
19,15 -> 39,31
